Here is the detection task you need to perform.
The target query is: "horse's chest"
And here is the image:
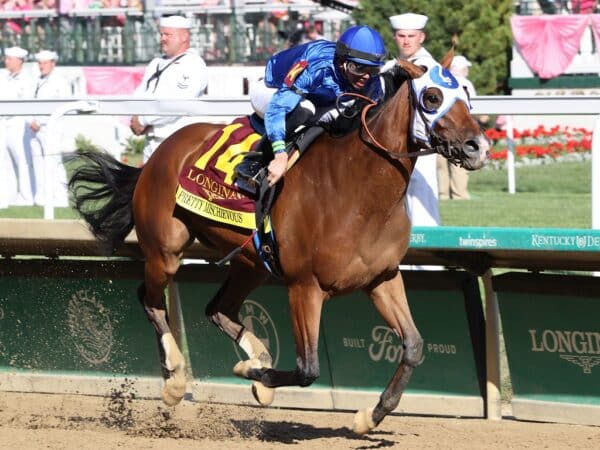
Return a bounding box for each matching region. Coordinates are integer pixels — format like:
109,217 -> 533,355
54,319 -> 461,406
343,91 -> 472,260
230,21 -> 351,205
315,238 -> 408,292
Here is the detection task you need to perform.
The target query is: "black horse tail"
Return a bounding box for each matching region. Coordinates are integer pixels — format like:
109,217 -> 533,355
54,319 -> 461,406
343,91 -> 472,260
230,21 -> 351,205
67,150 -> 142,256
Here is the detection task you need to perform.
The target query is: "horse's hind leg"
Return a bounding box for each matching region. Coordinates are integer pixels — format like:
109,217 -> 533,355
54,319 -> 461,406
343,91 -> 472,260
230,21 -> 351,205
139,250 -> 187,407
354,271 -> 423,435
204,258 -> 274,404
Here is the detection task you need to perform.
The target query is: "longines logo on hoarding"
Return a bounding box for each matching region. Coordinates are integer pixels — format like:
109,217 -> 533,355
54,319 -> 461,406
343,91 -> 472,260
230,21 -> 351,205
235,300 -> 280,367
67,290 -> 114,365
529,329 -> 600,374
342,326 -> 457,364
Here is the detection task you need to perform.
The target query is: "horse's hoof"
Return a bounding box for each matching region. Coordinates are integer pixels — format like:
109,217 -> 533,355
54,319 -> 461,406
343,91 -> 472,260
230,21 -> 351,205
251,381 -> 275,406
353,407 -> 376,435
233,358 -> 262,379
161,374 -> 186,406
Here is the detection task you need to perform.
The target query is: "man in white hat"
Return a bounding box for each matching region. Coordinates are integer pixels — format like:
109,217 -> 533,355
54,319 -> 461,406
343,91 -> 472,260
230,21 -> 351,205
131,15 -> 208,162
450,55 -> 475,97
0,46 -> 33,207
384,13 -> 441,235
437,55 -> 477,201
383,13 -> 433,70
26,50 -> 72,206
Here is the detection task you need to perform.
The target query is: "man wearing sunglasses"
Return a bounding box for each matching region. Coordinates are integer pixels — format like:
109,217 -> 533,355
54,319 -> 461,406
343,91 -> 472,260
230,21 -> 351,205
382,13 -> 441,243
238,25 -> 387,192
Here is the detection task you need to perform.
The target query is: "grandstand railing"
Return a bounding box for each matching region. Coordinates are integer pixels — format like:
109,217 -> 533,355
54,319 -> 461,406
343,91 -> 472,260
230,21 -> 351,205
0,95 -> 597,227
0,4 -> 349,65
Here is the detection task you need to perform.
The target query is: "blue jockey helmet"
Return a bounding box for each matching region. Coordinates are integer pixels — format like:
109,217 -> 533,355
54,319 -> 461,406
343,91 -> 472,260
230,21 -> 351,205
336,25 -> 386,66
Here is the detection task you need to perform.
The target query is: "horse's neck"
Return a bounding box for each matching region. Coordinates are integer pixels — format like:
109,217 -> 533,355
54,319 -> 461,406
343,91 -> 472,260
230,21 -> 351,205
368,82 -> 414,158
353,82 -> 417,192
321,90 -> 415,207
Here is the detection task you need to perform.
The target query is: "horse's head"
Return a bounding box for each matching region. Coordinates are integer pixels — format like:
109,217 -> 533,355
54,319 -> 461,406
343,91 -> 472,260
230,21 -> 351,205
398,54 -> 489,171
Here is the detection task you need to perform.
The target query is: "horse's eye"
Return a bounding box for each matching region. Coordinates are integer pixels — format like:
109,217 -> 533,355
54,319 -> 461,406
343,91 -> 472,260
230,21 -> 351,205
421,87 -> 443,112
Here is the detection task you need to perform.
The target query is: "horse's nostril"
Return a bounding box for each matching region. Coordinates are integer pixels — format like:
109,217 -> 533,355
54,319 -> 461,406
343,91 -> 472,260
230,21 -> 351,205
463,140 -> 479,153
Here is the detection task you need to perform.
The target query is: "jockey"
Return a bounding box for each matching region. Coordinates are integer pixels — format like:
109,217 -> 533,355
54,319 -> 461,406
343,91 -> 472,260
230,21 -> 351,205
237,25 -> 387,192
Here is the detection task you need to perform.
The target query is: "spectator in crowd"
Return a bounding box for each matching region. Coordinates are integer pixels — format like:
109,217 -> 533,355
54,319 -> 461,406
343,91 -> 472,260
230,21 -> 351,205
31,0 -> 55,9
26,50 -> 72,206
131,15 -> 208,162
533,0 -> 574,13
286,22 -> 306,48
300,24 -> 324,44
383,13 -> 440,227
571,0 -> 596,13
436,55 -> 475,201
2,0 -> 32,33
536,0 -> 558,13
0,46 -> 33,207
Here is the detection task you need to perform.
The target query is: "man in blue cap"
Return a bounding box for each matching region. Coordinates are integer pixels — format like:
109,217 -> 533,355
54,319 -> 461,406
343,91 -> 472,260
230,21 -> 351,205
241,24 -> 387,189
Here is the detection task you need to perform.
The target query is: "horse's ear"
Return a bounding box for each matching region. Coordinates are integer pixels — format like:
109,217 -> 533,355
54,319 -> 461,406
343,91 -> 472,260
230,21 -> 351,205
440,47 -> 455,70
397,59 -> 426,79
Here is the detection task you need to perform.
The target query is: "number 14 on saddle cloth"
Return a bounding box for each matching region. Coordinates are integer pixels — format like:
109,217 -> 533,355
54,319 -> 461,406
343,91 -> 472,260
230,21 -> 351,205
175,116 -> 299,230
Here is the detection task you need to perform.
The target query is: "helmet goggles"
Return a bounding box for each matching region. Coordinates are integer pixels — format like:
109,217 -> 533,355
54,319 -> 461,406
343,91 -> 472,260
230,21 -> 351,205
345,60 -> 381,77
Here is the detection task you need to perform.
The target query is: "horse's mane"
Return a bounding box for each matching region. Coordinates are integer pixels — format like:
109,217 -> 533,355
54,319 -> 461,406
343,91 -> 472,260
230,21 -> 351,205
326,65 -> 411,137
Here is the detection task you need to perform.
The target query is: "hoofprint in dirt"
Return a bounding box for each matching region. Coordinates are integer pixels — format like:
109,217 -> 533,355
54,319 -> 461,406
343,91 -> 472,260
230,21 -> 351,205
0,391 -> 598,449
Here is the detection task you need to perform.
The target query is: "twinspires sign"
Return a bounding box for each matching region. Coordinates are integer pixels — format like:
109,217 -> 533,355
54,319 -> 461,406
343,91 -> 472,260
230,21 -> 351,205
495,272 -> 600,405
410,226 -> 600,252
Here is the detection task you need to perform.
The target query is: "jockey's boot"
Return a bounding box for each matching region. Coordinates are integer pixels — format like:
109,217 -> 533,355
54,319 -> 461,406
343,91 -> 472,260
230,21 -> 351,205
234,135 -> 271,196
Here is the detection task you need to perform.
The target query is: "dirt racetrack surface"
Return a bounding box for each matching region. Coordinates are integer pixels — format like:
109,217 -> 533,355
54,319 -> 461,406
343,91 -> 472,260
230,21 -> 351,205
0,391 -> 598,449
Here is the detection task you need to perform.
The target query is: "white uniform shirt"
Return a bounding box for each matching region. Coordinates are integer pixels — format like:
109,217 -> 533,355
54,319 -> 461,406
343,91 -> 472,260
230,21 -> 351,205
0,70 -> 31,104
33,70 -> 71,99
134,49 -> 208,139
30,70 -> 72,126
0,69 -> 32,206
382,46 -> 435,72
383,46 -> 440,227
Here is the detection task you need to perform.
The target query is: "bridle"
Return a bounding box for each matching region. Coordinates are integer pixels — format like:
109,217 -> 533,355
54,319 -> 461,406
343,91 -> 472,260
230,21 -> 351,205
336,85 -> 465,166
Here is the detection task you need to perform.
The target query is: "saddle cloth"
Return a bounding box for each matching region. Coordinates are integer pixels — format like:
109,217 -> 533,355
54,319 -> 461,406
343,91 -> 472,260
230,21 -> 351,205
175,116 -> 261,229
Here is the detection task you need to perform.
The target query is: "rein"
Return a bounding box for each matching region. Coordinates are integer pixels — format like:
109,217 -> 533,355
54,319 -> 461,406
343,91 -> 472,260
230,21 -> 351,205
337,92 -> 437,162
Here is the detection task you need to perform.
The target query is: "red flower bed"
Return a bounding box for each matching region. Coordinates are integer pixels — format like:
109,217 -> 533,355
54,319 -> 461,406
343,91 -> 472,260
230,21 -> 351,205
485,125 -> 592,161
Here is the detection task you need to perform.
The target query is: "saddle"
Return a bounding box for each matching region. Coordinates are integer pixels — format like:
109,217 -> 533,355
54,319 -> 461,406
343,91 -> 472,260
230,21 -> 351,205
233,113 -> 324,198
232,114 -> 325,277
175,114 -> 324,277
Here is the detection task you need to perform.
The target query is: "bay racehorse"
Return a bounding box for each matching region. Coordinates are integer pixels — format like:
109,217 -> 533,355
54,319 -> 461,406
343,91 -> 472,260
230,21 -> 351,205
68,54 -> 488,435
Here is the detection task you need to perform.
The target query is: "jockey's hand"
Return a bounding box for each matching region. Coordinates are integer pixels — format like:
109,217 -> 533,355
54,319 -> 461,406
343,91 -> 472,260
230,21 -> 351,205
267,152 -> 289,187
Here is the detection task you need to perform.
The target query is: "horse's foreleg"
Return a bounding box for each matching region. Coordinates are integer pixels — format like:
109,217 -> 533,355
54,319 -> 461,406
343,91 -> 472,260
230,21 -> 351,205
354,271 -> 423,435
244,283 -> 325,390
139,256 -> 186,407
